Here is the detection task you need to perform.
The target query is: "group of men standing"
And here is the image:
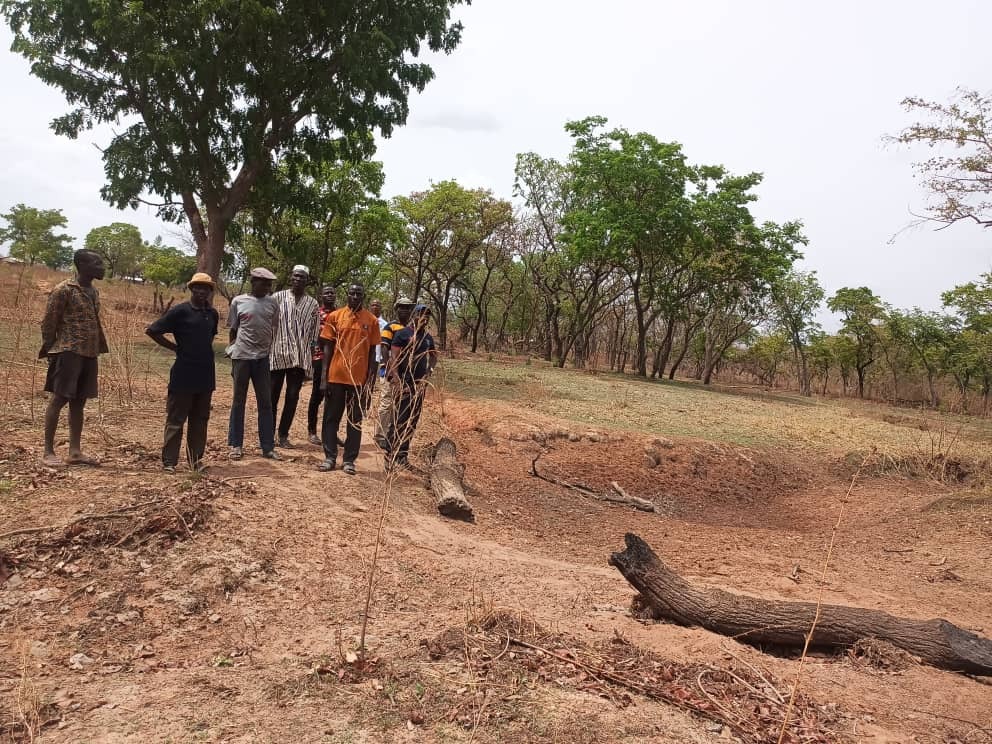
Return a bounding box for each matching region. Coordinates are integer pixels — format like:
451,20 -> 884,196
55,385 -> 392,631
39,250 -> 437,476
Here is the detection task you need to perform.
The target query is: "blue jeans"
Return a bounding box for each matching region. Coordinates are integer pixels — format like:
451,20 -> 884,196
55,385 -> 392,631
228,357 -> 275,451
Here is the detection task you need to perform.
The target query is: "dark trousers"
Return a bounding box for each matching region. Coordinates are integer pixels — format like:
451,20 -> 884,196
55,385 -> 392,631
163,390 -> 212,467
388,384 -> 426,462
271,366 -> 306,439
322,383 -> 363,464
228,357 -> 274,451
306,360 -> 324,434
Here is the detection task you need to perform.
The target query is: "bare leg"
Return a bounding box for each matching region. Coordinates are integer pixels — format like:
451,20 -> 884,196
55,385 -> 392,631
43,394 -> 69,465
65,399 -> 98,465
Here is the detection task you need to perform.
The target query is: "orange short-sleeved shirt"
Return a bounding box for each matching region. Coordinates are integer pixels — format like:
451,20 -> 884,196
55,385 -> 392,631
319,307 -> 380,385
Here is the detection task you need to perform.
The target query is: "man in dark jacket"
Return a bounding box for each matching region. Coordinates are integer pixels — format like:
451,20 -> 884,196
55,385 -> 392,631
39,249 -> 109,466
384,304 -> 437,470
146,273 -> 219,472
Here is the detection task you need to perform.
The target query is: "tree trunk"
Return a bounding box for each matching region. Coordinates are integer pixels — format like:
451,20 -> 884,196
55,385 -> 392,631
429,438 -> 474,522
610,534 -> 992,676
634,303 -> 648,377
856,365 -> 867,399
798,349 -> 811,397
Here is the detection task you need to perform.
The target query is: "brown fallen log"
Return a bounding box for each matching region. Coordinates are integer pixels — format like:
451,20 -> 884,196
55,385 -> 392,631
610,533 -> 992,676
430,438 -> 475,522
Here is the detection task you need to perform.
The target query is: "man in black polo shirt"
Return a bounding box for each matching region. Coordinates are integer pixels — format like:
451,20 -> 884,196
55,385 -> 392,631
146,273 -> 220,472
384,304 -> 437,470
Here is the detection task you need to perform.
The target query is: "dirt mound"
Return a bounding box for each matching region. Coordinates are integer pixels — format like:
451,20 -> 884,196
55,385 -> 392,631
444,400 -> 809,529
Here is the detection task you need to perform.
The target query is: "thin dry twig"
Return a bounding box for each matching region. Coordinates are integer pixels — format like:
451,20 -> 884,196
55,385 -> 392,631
0,499 -> 162,541
776,450 -> 872,744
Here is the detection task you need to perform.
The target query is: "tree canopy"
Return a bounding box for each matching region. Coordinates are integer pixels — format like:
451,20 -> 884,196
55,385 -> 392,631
2,0 -> 468,278
0,203 -> 73,268
84,222 -> 144,277
891,88 -> 992,230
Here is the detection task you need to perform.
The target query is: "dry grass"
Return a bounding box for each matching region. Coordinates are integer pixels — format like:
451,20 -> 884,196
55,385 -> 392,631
442,359 -> 992,466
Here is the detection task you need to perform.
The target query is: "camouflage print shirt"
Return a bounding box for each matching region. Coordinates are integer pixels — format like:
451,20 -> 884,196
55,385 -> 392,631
40,279 -> 109,358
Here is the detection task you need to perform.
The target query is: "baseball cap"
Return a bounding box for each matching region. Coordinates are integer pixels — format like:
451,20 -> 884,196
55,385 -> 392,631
187,272 -> 215,289
413,303 -> 431,315
395,296 -> 415,306
250,267 -> 276,280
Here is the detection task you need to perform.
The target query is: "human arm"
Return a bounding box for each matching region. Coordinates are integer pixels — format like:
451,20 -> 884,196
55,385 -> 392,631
364,318 -> 381,391
318,310 -> 336,392
145,306 -> 179,353
39,287 -> 67,358
227,297 -> 241,344
96,293 -> 109,354
146,331 -> 177,352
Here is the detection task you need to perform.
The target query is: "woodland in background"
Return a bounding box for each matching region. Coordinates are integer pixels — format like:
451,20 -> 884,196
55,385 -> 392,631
4,96 -> 992,414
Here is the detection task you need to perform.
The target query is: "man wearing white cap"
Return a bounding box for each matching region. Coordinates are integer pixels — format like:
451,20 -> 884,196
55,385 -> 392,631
227,267 -> 281,461
268,265 -> 320,447
145,272 -> 219,472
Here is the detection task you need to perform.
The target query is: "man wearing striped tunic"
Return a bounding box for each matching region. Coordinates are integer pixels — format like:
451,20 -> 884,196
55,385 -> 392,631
269,265 -> 320,448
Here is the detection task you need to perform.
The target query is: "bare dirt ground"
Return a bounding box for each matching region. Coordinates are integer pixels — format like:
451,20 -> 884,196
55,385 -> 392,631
1,266 -> 991,743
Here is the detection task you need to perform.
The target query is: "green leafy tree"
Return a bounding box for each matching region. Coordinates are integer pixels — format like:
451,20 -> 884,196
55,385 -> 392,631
84,222 -> 144,278
0,203 -> 73,268
391,181 -> 513,350
943,272 -> 992,411
3,0 -> 467,279
743,330 -> 791,386
890,88 -> 992,229
771,270 -> 824,396
514,151 -> 627,368
562,116 -> 693,377
229,155 -> 403,292
827,287 -> 885,398
886,309 -> 956,408
144,238 -> 197,311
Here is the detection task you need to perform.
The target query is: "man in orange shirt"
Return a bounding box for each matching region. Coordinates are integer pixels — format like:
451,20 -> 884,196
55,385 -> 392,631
317,283 -> 380,474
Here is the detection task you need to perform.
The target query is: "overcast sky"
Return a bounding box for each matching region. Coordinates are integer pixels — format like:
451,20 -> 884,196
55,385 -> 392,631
2,0 -> 990,320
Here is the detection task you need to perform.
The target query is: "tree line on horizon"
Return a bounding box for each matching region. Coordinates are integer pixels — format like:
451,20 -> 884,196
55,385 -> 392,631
3,111 -> 991,414
2,0 -> 989,411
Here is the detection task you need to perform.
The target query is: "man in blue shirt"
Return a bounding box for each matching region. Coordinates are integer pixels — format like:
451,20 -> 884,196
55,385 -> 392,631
384,304 -> 437,470
146,273 -> 219,473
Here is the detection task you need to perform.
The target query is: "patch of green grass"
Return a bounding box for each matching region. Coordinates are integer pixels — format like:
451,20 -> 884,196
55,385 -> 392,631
440,359 -> 992,459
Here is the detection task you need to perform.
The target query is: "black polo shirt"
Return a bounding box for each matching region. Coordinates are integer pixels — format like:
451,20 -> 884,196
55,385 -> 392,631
147,302 -> 219,393
390,326 -> 435,384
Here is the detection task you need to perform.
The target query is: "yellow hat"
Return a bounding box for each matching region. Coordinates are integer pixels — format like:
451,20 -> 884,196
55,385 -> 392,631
187,272 -> 215,289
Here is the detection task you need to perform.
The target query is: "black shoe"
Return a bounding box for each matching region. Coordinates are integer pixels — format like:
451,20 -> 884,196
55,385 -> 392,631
373,434 -> 390,452
262,450 -> 284,461
342,461 -> 356,475
317,458 -> 336,472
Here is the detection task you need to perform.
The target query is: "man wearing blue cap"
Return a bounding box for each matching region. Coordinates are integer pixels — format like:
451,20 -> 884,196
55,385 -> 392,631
384,304 -> 437,470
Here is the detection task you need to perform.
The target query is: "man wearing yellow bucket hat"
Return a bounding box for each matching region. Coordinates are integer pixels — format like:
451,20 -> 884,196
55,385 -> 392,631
145,272 -> 219,472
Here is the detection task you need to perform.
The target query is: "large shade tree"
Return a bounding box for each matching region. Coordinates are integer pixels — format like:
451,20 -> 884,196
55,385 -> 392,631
2,0 -> 468,279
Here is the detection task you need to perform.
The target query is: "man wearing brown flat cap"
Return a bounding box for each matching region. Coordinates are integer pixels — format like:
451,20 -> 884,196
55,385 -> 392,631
146,272 -> 219,473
